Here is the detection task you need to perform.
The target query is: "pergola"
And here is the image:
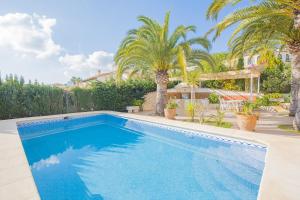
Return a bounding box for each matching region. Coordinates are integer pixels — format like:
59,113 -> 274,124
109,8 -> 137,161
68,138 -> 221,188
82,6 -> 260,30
170,66 -> 262,101
199,68 -> 261,100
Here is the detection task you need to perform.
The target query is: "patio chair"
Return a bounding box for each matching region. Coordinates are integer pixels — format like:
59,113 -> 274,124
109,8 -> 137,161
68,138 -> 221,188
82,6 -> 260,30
219,97 -> 244,112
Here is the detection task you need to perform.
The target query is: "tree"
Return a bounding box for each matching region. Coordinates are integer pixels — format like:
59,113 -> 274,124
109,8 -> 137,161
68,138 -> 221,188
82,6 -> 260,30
207,0 -> 300,129
20,76 -> 25,86
260,65 -> 291,93
70,77 -> 82,86
187,70 -> 201,103
115,12 -> 214,115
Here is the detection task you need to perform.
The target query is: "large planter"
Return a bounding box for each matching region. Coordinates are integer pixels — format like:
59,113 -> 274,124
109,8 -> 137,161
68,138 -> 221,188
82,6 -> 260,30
236,114 -> 258,131
164,108 -> 176,119
126,106 -> 140,113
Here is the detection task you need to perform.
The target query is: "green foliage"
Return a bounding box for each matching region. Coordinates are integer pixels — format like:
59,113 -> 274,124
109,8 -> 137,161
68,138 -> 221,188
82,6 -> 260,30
201,52 -> 228,73
260,65 -> 291,93
115,12 -> 214,82
132,99 -> 144,106
215,108 -> 225,127
203,108 -> 232,128
132,99 -> 144,110
165,101 -> 178,109
203,79 -> 242,91
223,80 -> 241,91
238,102 -> 258,115
167,80 -> 181,89
186,102 -> 196,122
0,75 -> 157,119
202,80 -> 224,89
208,93 -> 219,104
207,0 -> 300,58
92,79 -> 156,112
277,124 -> 300,134
0,77 -> 70,119
256,93 -> 284,106
72,87 -> 93,112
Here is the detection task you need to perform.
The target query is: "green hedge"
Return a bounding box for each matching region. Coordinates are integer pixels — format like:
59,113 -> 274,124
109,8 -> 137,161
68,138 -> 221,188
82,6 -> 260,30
91,79 -> 156,111
0,77 -> 171,119
0,82 -> 70,119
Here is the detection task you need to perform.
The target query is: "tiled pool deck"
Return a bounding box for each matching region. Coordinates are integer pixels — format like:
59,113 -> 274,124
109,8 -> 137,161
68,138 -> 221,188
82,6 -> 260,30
1,111 -> 300,200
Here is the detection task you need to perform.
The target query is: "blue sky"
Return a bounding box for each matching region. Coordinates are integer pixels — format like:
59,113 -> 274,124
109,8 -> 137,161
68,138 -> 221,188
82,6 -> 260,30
0,0 -> 239,83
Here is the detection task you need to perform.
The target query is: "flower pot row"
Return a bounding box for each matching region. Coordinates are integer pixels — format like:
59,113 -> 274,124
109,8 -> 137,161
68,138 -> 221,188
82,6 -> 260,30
163,101 -> 259,132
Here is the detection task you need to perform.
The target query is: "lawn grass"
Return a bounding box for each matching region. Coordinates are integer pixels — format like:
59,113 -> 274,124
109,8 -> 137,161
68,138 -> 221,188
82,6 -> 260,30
203,120 -> 233,128
183,118 -> 233,129
278,124 -> 300,134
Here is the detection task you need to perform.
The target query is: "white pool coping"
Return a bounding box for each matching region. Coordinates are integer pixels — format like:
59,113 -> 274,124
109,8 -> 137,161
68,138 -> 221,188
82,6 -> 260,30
1,111 -> 300,200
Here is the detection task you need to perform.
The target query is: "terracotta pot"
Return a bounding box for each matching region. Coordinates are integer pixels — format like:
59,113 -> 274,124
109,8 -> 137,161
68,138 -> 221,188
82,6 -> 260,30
164,108 -> 176,119
236,114 -> 258,131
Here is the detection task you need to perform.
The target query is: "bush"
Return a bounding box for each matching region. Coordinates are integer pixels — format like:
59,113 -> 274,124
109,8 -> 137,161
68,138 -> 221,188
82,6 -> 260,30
165,100 -> 178,109
256,93 -> 283,106
223,80 -> 241,91
186,102 -> 196,122
92,79 -> 156,112
260,65 -> 291,93
0,76 -> 157,119
208,93 -> 220,104
0,81 -> 71,119
72,87 -> 94,112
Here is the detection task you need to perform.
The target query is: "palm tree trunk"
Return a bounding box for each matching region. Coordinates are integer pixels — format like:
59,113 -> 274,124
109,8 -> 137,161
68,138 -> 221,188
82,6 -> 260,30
155,70 -> 169,116
190,85 -> 196,105
292,50 -> 300,129
290,11 -> 300,116
291,10 -> 300,130
289,73 -> 299,116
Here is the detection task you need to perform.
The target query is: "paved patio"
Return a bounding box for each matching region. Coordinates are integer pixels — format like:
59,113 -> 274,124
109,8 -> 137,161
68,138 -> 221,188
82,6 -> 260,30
140,109 -> 297,137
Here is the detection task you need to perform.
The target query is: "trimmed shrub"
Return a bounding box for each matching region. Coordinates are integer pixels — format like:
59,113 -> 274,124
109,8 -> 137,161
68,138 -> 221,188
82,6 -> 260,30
91,79 -> 156,112
0,76 -> 180,119
0,81 -> 70,119
208,93 -> 219,104
260,65 -> 291,93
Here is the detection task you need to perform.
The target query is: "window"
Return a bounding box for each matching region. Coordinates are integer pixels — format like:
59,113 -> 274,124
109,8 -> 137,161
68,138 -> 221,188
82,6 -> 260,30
247,58 -> 252,65
286,54 -> 290,62
278,54 -> 282,60
257,56 -> 260,64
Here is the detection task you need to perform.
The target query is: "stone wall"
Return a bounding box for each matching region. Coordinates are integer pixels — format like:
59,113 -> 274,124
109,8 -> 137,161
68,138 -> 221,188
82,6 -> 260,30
142,92 -> 156,111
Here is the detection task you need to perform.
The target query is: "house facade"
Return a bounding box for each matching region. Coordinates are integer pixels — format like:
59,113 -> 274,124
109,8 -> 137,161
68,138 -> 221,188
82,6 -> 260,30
243,49 -> 292,68
77,70 -> 116,88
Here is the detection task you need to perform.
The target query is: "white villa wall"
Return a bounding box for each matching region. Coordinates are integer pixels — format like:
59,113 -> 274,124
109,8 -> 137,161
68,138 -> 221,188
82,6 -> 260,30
243,50 -> 292,68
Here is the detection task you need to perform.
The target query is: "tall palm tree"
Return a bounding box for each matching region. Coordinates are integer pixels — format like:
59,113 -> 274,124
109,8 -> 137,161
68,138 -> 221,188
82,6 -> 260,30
207,0 -> 300,129
115,12 -> 214,116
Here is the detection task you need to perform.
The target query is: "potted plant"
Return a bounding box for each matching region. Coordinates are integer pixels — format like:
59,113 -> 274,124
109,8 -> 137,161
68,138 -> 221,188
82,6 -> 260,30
164,100 -> 178,119
133,99 -> 144,111
236,102 -> 259,131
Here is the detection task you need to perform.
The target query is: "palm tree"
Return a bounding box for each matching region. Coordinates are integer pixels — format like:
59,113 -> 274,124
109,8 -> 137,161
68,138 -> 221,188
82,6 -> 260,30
207,0 -> 300,129
115,12 -> 214,116
187,70 -> 201,103
70,77 -> 82,86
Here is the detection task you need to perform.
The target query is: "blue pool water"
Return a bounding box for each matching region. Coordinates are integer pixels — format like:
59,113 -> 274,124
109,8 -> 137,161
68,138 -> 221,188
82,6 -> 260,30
17,114 -> 266,200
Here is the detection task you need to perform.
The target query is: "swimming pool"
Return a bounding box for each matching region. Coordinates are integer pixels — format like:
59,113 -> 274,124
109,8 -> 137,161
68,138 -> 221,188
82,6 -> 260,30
17,114 -> 266,200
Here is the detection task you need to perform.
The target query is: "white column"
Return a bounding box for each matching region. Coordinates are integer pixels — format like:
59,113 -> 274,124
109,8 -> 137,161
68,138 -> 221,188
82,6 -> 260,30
257,76 -> 260,94
250,73 -> 253,102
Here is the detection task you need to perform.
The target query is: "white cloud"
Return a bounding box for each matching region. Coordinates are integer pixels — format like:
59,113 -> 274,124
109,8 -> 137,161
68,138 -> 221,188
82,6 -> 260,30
60,51 -> 115,79
0,13 -> 61,58
31,155 -> 60,170
0,12 -> 115,83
